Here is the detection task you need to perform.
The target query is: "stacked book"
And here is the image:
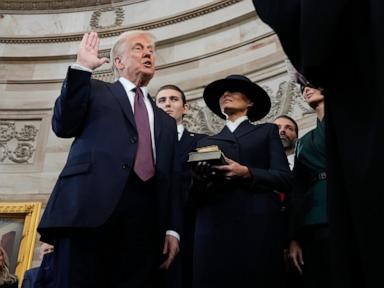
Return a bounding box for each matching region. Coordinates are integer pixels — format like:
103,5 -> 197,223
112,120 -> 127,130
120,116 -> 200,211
187,145 -> 227,165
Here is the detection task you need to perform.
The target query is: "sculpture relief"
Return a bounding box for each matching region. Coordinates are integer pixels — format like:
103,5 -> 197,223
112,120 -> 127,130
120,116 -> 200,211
90,7 -> 125,30
0,121 -> 38,164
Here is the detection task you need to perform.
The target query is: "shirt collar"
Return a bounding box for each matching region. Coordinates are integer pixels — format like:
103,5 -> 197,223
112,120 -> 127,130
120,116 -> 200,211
225,116 -> 248,132
177,124 -> 184,141
118,77 -> 149,97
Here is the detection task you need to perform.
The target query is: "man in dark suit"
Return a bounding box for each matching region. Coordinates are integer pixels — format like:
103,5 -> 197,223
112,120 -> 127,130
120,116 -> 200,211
252,1 -> 384,287
21,242 -> 54,288
155,85 -> 206,288
37,30 -> 180,288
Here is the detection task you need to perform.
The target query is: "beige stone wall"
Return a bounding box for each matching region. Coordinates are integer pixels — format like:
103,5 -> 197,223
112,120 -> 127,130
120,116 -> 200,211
0,0 -> 317,266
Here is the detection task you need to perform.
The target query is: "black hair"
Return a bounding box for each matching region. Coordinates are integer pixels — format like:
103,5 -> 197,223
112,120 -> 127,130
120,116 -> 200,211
274,114 -> 299,135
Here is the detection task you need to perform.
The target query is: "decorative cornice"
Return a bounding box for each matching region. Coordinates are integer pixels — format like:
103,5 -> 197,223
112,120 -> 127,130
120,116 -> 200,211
0,31 -> 276,84
0,0 -> 242,44
0,0 -> 142,14
0,11 -> 256,62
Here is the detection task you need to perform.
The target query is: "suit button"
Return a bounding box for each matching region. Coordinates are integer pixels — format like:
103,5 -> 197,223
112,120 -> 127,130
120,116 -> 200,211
130,137 -> 137,144
122,164 -> 128,169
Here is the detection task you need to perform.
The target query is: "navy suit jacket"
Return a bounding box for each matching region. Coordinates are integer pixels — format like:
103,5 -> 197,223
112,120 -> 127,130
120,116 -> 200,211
38,68 -> 180,246
177,129 -> 206,203
21,267 -> 39,288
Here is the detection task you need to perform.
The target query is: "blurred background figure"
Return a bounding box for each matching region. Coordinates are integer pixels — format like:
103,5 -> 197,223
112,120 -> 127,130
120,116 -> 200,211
21,242 -> 54,288
273,115 -> 303,288
273,115 -> 298,171
0,246 -> 18,288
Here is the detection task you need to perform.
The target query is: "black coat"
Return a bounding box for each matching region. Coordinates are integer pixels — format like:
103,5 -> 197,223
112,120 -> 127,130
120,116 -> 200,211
253,1 -> 384,287
192,121 -> 292,288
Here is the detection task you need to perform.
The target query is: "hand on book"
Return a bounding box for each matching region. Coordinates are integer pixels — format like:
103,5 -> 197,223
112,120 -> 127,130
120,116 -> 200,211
212,156 -> 251,179
191,161 -> 221,181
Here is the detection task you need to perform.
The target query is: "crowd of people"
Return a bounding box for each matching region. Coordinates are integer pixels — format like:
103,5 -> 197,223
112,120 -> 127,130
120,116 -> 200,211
15,2 -> 380,287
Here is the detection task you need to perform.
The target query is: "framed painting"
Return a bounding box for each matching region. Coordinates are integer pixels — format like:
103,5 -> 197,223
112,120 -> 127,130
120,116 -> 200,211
0,202 -> 42,284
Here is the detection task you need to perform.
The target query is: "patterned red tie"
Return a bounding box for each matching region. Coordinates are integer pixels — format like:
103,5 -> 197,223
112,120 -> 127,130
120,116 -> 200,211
133,87 -> 155,181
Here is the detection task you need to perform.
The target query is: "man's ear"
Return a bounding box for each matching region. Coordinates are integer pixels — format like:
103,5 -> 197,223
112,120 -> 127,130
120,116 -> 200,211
114,57 -> 124,70
183,103 -> 189,116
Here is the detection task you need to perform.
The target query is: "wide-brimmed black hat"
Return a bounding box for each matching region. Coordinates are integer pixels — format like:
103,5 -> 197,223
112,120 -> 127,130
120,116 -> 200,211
203,74 -> 271,121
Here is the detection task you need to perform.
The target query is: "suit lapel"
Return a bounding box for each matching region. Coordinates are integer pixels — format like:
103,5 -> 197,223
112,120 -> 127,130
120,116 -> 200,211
178,130 -> 196,157
210,126 -> 237,143
151,97 -> 163,148
233,120 -> 258,138
110,81 -> 136,129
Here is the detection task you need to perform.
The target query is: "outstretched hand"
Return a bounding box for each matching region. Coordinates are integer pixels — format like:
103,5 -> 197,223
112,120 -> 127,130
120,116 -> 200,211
76,31 -> 109,70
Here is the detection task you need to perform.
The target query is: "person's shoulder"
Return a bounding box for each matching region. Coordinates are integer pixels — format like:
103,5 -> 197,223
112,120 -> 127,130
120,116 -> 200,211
24,266 -> 40,278
184,129 -> 207,140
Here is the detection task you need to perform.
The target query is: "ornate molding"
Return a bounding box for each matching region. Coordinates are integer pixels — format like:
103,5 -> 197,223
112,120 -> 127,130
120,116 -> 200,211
0,0 -> 142,14
0,120 -> 38,164
0,111 -> 51,173
0,0 -> 242,44
90,7 -> 125,30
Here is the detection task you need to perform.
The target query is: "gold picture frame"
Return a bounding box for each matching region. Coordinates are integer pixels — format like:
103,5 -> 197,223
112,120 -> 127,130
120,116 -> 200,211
0,202 -> 42,285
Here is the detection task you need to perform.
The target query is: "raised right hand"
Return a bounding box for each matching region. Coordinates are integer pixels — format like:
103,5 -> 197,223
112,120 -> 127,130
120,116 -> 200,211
76,31 -> 109,70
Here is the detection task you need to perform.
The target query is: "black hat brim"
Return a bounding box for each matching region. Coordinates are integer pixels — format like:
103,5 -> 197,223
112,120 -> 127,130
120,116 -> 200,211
203,78 -> 271,121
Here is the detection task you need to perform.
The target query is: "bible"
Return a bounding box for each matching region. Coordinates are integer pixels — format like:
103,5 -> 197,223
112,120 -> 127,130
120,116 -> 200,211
187,145 -> 227,165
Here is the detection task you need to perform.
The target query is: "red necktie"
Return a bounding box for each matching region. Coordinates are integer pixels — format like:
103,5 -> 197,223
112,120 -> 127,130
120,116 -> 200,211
133,87 -> 155,181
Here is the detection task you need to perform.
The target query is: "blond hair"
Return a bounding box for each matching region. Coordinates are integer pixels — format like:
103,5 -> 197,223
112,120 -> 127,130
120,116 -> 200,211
0,246 -> 17,285
110,30 -> 156,79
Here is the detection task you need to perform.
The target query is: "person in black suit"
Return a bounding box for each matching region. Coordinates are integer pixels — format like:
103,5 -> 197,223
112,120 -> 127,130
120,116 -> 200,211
21,242 -> 54,288
252,1 -> 384,287
191,75 -> 292,288
37,30 -> 180,288
155,84 -> 206,288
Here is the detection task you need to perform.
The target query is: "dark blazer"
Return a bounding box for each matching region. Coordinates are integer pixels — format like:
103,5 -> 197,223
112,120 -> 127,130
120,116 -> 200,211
165,129 -> 206,288
38,68 -> 180,245
21,252 -> 54,288
177,129 -> 207,203
252,1 -> 384,287
21,267 -> 39,288
192,121 -> 292,288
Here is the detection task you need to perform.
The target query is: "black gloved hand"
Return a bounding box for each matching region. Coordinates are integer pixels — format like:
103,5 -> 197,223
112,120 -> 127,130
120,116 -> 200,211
191,161 -> 219,182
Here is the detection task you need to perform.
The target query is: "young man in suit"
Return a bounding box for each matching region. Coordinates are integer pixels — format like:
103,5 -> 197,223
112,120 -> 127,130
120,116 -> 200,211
37,30 -> 180,288
155,84 -> 206,288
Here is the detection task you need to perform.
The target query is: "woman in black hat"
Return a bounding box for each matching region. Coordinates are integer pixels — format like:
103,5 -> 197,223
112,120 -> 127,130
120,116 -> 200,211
191,75 -> 292,288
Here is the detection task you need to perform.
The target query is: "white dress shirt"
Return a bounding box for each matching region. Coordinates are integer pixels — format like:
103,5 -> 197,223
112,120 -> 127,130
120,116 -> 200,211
225,116 -> 248,132
177,124 -> 185,141
287,153 -> 295,171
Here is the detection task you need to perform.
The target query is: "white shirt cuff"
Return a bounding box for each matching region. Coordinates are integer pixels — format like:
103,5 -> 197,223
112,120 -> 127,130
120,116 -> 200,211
70,63 -> 93,73
166,230 -> 180,241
